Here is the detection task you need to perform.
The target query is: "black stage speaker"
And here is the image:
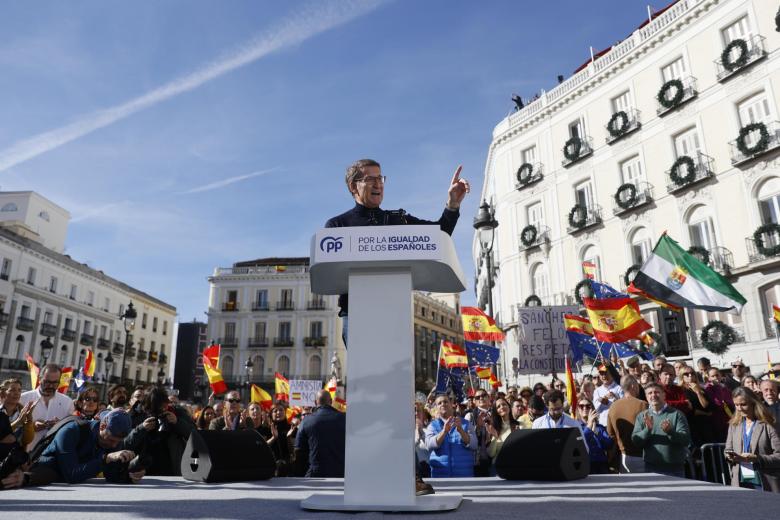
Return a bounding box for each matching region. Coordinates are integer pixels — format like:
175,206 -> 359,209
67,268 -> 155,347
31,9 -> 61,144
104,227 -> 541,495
181,429 -> 276,483
495,427 -> 589,481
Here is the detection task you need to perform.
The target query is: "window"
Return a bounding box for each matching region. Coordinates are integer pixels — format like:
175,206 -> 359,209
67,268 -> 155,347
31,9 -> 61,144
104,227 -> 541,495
738,92 -> 771,127
224,322 -> 236,339
531,264 -> 550,301
568,118 -> 584,138
86,291 -> 94,307
521,146 -> 537,165
281,289 -> 293,305
70,284 -> 77,300
252,355 -> 265,375
49,276 -> 57,293
138,337 -> 145,350
162,321 -> 168,335
1,203 -> 17,212
759,283 -> 780,337
581,245 -> 602,281
611,90 -> 632,113
758,178 -> 780,225
222,356 -> 234,376
620,156 -> 644,186
152,316 -> 158,332
256,290 -> 268,306
309,355 -> 321,376
64,317 -> 73,331
276,355 -> 290,375
142,312 -> 147,328
83,320 -> 92,335
279,322 -> 291,340
104,297 -> 110,312
687,205 -> 717,250
20,305 -> 30,319
226,290 -> 238,310
574,181 -> 594,210
150,340 -> 155,351
38,211 -> 50,222
254,322 -> 266,339
630,228 -> 653,265
100,325 -> 108,339
310,321 -> 323,338
147,369 -> 153,383
43,311 -> 53,325
721,15 -> 751,45
661,56 -> 687,82
527,202 -> 544,227
0,259 -> 10,281
674,127 -> 702,158
26,267 -> 36,285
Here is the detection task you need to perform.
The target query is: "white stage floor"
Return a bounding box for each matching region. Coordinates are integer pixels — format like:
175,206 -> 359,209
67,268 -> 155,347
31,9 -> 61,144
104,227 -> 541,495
3,474 -> 778,519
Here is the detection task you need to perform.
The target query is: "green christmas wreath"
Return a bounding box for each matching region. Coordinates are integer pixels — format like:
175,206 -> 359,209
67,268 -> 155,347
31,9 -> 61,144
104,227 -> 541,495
615,183 -> 638,210
687,245 -> 710,266
574,279 -> 594,305
563,137 -> 583,162
516,162 -> 535,185
607,111 -> 630,138
669,155 -> 696,186
753,223 -> 780,257
721,38 -> 749,72
657,79 -> 685,110
623,264 -> 641,288
520,224 -> 538,247
568,204 -> 587,229
524,294 -> 542,307
700,320 -> 736,355
736,122 -> 770,157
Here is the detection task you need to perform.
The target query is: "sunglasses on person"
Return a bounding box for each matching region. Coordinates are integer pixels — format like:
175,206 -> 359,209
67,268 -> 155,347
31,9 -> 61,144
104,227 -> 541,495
226,398 -> 241,403
578,403 -> 593,409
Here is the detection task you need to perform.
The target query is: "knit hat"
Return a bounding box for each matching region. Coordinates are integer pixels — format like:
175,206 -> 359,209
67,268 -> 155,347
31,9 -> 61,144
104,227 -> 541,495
99,409 -> 132,437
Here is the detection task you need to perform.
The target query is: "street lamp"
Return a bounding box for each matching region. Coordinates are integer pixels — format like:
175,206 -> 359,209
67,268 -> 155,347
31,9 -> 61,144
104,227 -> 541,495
244,358 -> 254,401
39,337 -> 54,366
119,302 -> 137,386
157,368 -> 165,386
473,200 -> 499,318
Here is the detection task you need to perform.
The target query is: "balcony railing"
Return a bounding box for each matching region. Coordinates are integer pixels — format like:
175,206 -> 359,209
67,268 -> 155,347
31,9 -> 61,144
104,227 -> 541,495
126,347 -> 136,357
746,230 -> 780,264
0,312 -> 9,329
561,136 -> 594,167
159,353 -> 168,364
275,301 -> 294,311
304,336 -> 328,347
518,224 -> 550,253
80,333 -> 94,346
715,35 -> 767,82
112,343 -> 124,355
16,317 -> 34,332
273,337 -> 294,348
137,349 -> 148,361
252,301 -> 270,311
514,163 -> 544,190
248,337 -> 269,348
97,337 -> 111,350
307,300 -> 327,310
222,302 -> 239,312
666,153 -> 715,194
612,182 -> 654,216
61,328 -> 77,342
218,336 -> 238,348
729,121 -> 780,166
605,108 -> 641,144
566,205 -> 603,235
710,246 -> 734,276
40,323 -> 57,337
656,76 -> 698,116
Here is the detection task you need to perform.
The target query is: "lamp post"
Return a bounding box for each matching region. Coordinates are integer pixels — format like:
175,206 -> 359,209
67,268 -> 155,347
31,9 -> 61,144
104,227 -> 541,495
39,337 -> 54,366
244,358 -> 254,402
119,302 -> 137,386
104,353 -> 114,401
157,368 -> 165,386
474,200 -> 499,389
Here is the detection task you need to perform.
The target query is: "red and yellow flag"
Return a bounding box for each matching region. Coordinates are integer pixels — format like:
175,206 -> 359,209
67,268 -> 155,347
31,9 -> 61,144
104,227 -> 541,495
489,372 -> 501,389
83,349 -> 96,378
275,372 -> 290,401
333,397 -> 347,413
274,265 -> 287,272
564,314 -> 594,336
582,297 -> 652,343
440,341 -> 468,369
250,384 -> 273,410
582,261 -> 597,280
285,405 -> 302,422
773,304 -> 780,324
475,366 -> 492,380
203,353 -> 227,395
461,307 -> 505,342
628,283 -> 681,312
25,354 -> 39,389
564,355 -> 577,412
324,377 -> 338,400
203,343 -> 221,369
58,367 -> 73,393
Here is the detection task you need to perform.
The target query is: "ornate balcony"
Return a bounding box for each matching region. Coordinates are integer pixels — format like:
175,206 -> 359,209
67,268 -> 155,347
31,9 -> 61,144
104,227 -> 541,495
666,153 -> 715,194
605,108 -> 641,144
715,35 -> 767,82
307,300 -> 327,311
729,121 -> 780,166
304,336 -> 328,347
275,301 -> 294,311
518,224 -> 551,253
61,328 -> 77,342
40,323 -> 57,337
252,301 -> 270,311
514,163 -> 544,190
747,226 -> 780,264
126,347 -> 136,357
159,353 -> 168,364
80,333 -> 94,346
566,205 -> 603,235
561,136 -> 594,168
612,182 -> 654,216
97,337 -> 111,350
112,343 -> 124,355
656,76 -> 698,116
222,301 -> 239,312
273,337 -> 294,348
248,337 -> 269,348
16,317 -> 34,332
137,349 -> 148,361
218,336 -> 238,348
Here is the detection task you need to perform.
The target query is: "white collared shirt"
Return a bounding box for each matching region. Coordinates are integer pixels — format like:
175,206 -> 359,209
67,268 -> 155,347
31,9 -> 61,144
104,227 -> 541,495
20,388 -> 75,450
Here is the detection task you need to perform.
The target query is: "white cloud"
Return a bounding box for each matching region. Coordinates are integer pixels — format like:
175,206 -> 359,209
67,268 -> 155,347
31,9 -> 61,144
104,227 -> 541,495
0,0 -> 385,173
179,167 -> 280,194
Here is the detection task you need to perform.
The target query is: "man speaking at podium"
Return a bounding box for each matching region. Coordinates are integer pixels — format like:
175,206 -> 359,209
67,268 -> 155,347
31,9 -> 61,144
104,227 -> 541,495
325,158 -> 470,319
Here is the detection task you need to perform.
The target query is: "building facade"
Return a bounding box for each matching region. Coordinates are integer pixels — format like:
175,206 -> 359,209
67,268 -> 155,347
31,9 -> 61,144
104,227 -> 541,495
413,292 -> 463,392
173,320 -> 208,402
206,257 -> 344,390
474,0 -> 780,376
0,191 -> 177,389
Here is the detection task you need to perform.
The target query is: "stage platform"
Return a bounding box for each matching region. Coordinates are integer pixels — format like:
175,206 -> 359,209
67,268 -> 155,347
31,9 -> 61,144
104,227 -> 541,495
3,474 -> 778,519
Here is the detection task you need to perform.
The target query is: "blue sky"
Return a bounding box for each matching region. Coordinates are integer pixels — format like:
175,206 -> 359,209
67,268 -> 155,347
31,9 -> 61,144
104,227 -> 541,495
0,0 -> 650,322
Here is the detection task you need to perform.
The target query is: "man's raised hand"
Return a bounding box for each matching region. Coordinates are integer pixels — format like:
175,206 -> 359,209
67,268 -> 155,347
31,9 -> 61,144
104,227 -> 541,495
447,165 -> 469,210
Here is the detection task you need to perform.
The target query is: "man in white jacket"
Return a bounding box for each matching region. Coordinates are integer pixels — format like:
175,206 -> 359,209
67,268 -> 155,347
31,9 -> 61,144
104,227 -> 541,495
20,364 -> 74,451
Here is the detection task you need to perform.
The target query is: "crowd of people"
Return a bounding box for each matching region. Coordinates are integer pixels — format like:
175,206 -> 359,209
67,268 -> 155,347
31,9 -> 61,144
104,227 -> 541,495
1,356 -> 778,493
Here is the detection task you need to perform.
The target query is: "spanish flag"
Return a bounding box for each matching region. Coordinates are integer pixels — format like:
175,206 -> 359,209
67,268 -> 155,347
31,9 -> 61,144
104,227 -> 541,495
25,354 -> 39,389
275,372 -> 290,401
773,304 -> 780,324
440,341 -> 468,369
285,405 -> 302,422
628,282 -> 682,312
475,366 -> 492,380
58,367 -> 73,394
461,307 -> 505,342
324,377 -> 338,400
333,397 -> 347,413
203,343 -> 221,369
489,371 -> 501,389
564,355 -> 577,412
203,353 -> 228,395
582,261 -> 597,280
582,297 -> 652,343
564,314 -> 594,336
250,384 -> 273,410
274,265 -> 287,272
83,349 -> 96,378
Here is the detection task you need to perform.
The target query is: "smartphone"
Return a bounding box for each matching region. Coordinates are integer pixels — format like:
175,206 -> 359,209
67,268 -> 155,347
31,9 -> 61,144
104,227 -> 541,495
724,449 -> 736,457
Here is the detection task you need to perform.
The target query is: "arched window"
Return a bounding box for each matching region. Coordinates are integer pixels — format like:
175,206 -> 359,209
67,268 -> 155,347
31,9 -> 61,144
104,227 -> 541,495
757,177 -> 780,225
686,205 -> 717,250
581,245 -> 601,281
277,355 -> 290,376
308,355 -> 321,377
629,227 -> 652,265
252,355 -> 264,376
530,263 -> 549,302
1,203 -> 17,212
222,356 -> 234,377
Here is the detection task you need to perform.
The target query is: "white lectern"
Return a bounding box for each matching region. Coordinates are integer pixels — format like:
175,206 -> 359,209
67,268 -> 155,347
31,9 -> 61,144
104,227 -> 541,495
301,225 -> 466,512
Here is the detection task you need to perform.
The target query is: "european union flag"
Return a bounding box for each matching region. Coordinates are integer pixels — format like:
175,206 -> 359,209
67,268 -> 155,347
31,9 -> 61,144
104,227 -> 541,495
465,341 -> 500,367
434,365 -> 466,401
566,331 -> 653,365
591,281 -> 629,299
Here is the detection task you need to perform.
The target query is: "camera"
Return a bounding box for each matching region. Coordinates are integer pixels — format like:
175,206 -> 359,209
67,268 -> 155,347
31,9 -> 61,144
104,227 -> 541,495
117,453 -> 153,483
0,445 -> 29,482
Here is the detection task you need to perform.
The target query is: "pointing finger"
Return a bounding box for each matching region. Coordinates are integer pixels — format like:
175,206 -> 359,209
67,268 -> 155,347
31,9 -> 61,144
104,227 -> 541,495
450,165 -> 463,185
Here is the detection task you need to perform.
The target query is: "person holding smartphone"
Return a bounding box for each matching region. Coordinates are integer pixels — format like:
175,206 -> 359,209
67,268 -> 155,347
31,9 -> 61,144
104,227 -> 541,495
724,386 -> 780,492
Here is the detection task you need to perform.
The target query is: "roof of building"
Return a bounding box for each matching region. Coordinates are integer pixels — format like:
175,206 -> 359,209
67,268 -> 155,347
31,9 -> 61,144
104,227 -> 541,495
0,225 -> 176,312
233,257 -> 310,268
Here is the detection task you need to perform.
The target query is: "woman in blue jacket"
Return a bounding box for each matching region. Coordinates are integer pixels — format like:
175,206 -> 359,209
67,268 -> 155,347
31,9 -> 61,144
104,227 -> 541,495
576,394 -> 613,474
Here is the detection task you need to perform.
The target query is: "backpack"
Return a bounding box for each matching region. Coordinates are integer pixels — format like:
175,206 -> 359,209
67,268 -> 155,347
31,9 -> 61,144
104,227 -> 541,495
29,416 -> 92,464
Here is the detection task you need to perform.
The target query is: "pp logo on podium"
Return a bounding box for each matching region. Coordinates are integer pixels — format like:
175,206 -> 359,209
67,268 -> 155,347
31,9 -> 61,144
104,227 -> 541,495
320,236 -> 343,253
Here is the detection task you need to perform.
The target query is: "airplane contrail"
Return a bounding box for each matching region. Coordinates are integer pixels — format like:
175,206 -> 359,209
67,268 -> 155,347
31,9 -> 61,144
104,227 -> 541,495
180,167 -> 279,194
0,0 -> 385,172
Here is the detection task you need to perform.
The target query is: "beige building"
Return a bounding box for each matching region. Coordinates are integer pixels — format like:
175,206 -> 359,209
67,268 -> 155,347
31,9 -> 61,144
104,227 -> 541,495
475,0 -> 780,375
413,292 -> 463,392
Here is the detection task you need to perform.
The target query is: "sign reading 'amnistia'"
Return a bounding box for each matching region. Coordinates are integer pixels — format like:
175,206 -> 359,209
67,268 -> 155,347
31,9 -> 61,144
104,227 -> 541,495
515,305 -> 578,375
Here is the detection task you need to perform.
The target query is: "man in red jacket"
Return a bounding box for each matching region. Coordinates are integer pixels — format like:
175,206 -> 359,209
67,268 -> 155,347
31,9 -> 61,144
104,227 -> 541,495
658,364 -> 691,414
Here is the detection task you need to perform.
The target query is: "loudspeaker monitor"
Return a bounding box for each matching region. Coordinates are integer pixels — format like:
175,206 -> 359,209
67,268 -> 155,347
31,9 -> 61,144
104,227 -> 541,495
181,429 -> 276,483
495,427 -> 589,481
